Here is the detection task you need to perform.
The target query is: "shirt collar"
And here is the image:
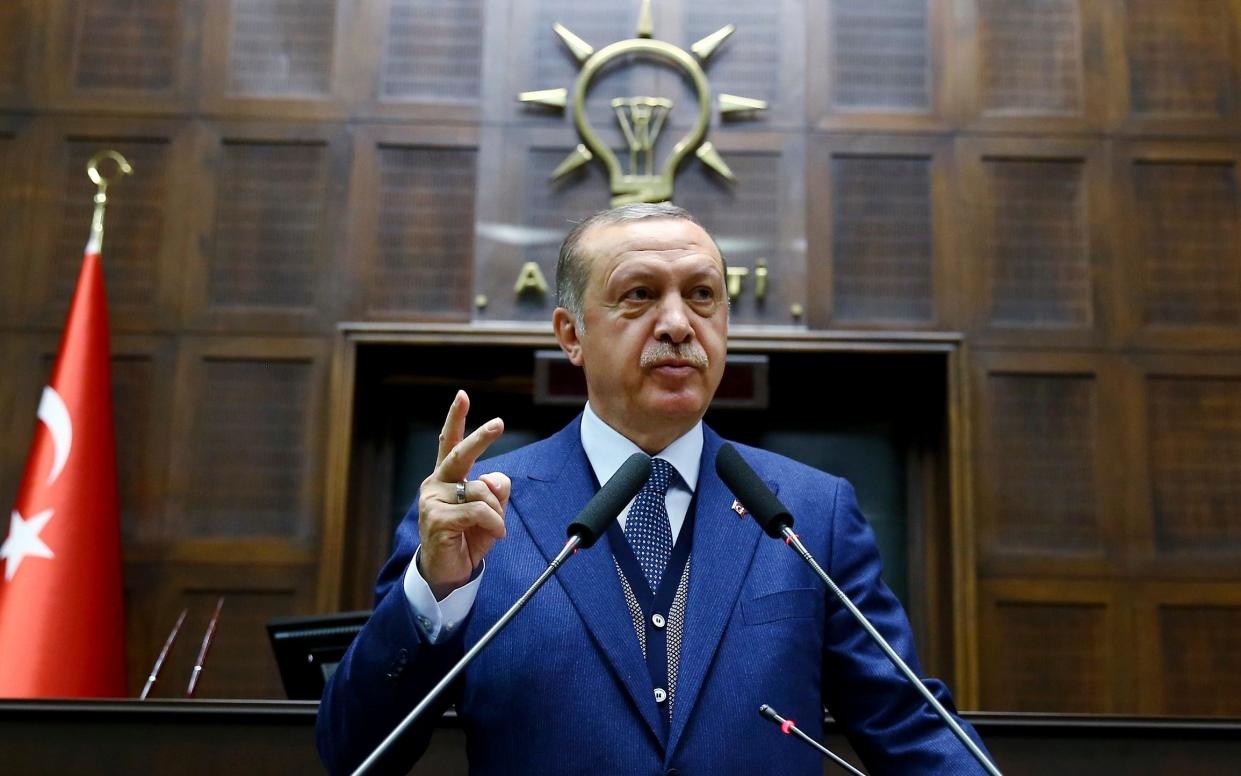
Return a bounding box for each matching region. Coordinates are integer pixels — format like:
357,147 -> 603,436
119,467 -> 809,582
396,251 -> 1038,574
580,402 -> 702,493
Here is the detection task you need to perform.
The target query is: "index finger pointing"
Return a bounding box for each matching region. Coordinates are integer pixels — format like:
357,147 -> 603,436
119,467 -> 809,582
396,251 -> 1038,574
436,417 -> 504,483
436,390 -> 469,468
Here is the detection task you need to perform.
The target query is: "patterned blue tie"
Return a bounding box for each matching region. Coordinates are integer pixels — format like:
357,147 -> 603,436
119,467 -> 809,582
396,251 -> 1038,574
625,457 -> 675,593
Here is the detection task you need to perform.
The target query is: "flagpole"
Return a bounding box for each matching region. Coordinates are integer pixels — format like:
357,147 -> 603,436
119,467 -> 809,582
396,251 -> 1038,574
86,150 -> 133,254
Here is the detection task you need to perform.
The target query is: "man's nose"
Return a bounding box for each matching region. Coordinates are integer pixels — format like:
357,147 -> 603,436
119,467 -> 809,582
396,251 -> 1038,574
654,294 -> 693,342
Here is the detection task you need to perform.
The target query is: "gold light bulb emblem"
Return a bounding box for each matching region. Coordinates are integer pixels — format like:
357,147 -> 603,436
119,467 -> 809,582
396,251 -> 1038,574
518,0 -> 767,206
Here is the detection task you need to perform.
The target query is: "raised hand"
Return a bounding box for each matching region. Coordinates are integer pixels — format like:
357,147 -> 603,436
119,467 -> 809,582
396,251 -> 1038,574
416,390 -> 511,599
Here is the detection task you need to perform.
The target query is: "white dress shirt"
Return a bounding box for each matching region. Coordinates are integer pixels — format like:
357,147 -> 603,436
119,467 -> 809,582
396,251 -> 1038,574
404,403 -> 703,642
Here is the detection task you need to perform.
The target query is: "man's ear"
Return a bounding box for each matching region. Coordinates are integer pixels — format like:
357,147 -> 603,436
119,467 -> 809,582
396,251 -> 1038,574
552,307 -> 584,366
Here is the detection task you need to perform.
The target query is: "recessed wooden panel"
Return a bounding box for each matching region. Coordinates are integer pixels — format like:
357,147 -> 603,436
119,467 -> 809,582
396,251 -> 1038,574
983,158 -> 1091,327
45,138 -> 171,321
984,373 -> 1101,553
1124,0 -> 1233,118
684,2 -> 781,110
126,564 -> 316,699
366,145 -> 476,317
227,0 -> 337,97
1159,604 -> 1241,715
113,354 -> 162,543
380,0 -> 483,103
1148,376 -> 1241,552
1134,161 -> 1240,328
977,0 -> 1081,115
183,358 -> 315,540
830,0 -> 930,112
830,155 -> 933,323
69,0 -> 180,93
209,142 -> 328,310
0,3 -> 31,97
983,599 -> 1111,712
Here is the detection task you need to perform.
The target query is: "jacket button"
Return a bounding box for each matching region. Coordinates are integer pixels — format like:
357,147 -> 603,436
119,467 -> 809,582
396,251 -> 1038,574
651,613 -> 666,628
653,688 -> 667,703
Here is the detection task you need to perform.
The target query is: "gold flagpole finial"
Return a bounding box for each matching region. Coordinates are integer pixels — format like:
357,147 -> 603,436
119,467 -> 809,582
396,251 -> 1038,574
86,150 -> 132,253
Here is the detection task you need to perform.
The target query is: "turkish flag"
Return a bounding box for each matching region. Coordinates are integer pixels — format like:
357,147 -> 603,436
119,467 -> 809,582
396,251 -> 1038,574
0,245 -> 127,697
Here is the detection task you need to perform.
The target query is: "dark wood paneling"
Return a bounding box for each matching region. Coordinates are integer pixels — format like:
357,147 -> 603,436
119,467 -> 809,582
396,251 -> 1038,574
0,1 -> 37,107
166,338 -> 328,547
1124,0 -> 1232,119
42,0 -> 197,114
199,0 -> 350,119
806,134 -> 954,330
979,581 -> 1124,713
125,563 -> 317,699
183,123 -> 349,332
1147,376 -> 1241,554
381,0 -> 483,104
978,0 -> 1082,115
1135,162 -> 1239,327
21,118 -> 189,332
960,137 -> 1111,347
342,125 -> 478,321
809,0 -> 954,131
1159,604 -> 1241,716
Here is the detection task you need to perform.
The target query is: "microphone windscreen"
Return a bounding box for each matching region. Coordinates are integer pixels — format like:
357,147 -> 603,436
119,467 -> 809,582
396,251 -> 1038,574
715,444 -> 793,538
567,453 -> 651,548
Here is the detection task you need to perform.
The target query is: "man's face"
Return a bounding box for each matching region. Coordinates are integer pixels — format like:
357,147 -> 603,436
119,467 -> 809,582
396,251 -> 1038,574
554,217 -> 728,451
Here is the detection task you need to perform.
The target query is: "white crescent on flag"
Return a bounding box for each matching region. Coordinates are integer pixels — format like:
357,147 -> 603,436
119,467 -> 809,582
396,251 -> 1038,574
37,386 -> 72,486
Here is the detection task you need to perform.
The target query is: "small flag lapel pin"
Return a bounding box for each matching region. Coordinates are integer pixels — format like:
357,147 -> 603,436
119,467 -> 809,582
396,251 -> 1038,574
731,499 -> 747,517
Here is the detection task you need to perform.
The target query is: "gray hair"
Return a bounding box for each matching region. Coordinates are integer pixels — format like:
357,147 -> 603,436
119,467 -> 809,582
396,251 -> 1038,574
556,203 -> 719,323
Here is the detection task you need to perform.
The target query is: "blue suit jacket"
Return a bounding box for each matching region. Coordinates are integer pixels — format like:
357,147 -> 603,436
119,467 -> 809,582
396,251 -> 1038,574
318,417 -> 990,774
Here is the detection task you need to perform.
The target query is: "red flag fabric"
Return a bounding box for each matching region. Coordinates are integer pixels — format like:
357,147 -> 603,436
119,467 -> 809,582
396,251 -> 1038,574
0,247 -> 127,697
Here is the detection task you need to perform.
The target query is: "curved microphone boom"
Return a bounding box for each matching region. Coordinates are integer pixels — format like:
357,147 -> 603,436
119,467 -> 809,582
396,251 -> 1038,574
352,454 -> 651,775
716,444 -> 1003,776
758,704 -> 866,776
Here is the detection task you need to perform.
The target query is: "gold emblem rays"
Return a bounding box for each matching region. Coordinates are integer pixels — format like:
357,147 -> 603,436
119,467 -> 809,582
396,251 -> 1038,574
518,0 -> 768,205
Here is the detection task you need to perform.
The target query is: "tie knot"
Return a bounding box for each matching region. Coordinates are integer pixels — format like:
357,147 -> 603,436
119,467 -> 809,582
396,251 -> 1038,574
647,457 -> 675,495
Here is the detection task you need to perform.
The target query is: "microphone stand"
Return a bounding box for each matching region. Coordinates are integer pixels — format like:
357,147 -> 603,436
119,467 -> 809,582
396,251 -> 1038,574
758,704 -> 865,776
351,535 -> 583,776
778,526 -> 1002,776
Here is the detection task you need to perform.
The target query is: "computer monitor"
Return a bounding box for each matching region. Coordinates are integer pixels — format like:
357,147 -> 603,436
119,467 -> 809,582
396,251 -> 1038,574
267,611 -> 371,700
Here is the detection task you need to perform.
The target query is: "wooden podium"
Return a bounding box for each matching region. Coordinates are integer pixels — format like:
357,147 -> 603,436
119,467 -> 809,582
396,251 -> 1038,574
1,700 -> 1238,775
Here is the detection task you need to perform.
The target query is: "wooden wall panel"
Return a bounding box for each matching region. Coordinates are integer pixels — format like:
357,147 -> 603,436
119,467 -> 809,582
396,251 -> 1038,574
0,1 -> 37,107
111,339 -> 176,546
183,124 -> 349,332
806,134 -> 954,330
1123,0 -> 1233,120
165,338 -> 328,551
977,0 -> 1082,116
343,125 -> 478,320
979,581 -> 1124,713
960,137 -> 1110,347
22,118 -> 188,332
0,119 -> 28,327
810,0 -> 953,130
199,0 -> 351,119
972,351 -> 1127,579
1158,604 -> 1241,716
1147,376 -> 1241,554
44,0 -> 196,114
125,563 -> 317,699
380,0 -> 484,104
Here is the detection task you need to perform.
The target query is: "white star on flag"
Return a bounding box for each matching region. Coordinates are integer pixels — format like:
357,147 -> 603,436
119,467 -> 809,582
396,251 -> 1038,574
1,509 -> 55,582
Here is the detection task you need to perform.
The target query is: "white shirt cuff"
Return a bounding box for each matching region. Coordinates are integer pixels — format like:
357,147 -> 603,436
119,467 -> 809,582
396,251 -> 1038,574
403,546 -> 483,644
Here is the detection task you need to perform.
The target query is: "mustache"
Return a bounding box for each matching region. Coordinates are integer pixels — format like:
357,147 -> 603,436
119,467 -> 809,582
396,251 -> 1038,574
639,341 -> 709,369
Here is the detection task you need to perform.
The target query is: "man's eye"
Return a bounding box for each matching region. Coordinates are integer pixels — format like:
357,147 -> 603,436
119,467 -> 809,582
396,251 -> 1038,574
689,287 -> 715,301
623,288 -> 652,302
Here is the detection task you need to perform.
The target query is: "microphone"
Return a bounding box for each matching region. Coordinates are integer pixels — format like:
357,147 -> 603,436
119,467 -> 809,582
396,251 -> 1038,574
716,445 -> 1003,776
352,453 -> 652,775
758,704 -> 866,776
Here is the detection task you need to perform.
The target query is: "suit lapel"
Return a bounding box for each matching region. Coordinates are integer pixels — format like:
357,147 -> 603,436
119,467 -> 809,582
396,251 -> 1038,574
666,428 -> 765,756
510,418 -> 665,746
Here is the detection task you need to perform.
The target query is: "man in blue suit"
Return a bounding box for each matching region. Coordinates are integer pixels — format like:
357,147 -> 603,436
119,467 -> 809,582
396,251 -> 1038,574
318,203 -> 991,774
